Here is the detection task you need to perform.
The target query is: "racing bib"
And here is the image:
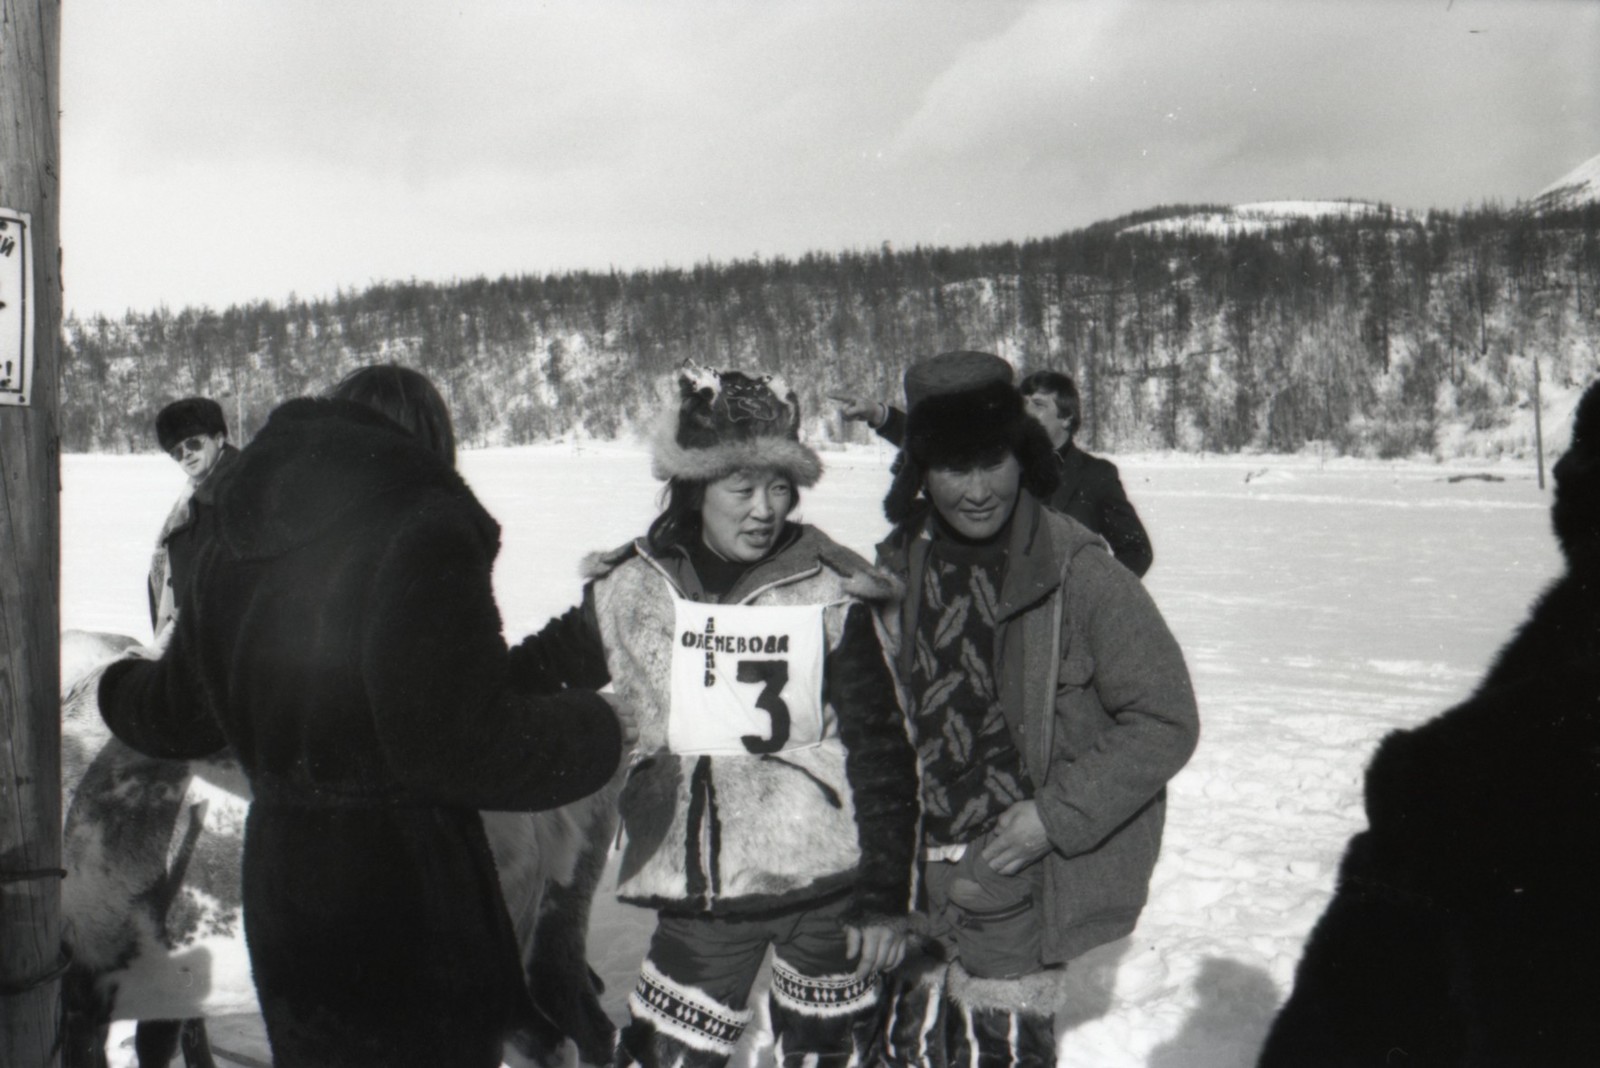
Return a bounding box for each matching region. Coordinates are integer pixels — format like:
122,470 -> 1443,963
668,599 -> 829,756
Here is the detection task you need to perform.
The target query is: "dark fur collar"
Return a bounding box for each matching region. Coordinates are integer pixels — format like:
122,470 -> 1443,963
215,398 -> 497,560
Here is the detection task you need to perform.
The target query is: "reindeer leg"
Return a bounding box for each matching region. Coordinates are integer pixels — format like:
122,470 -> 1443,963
134,1020 -> 182,1067
525,796 -> 619,1067
179,1018 -> 217,1068
59,966 -> 113,1068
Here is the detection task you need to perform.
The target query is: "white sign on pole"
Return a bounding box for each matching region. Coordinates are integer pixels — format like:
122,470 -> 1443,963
0,208 -> 35,407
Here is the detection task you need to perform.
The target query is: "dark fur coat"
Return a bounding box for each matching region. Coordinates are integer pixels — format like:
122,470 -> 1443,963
1259,383 -> 1600,1067
98,398 -> 623,1068
1049,442 -> 1153,577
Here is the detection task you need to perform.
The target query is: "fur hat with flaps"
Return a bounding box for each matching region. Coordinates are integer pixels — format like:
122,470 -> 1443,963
156,397 -> 228,453
651,363 -> 823,487
884,350 -> 1059,525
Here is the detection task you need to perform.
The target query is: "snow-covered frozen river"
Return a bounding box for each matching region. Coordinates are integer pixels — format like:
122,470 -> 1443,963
67,442 -> 1560,1067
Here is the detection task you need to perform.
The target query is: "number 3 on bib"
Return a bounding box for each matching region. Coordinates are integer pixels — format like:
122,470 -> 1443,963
668,599 -> 828,755
736,660 -> 790,753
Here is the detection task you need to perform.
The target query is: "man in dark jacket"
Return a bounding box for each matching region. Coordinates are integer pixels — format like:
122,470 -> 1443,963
1259,378 -> 1600,1066
1017,370 -> 1152,576
833,369 -> 1153,576
148,396 -> 240,641
99,367 -> 628,1068
871,351 -> 1197,1068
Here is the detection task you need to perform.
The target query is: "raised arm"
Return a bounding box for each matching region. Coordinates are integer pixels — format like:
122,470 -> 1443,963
97,624 -> 228,762
361,502 -> 624,813
507,585 -> 611,694
830,392 -> 905,447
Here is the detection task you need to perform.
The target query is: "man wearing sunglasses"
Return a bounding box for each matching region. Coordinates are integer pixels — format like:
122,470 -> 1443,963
149,397 -> 239,645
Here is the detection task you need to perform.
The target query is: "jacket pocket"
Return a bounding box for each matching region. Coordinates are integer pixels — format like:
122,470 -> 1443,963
1041,798 -> 1164,952
947,833 -> 1046,979
1052,643 -> 1098,762
1056,641 -> 1095,692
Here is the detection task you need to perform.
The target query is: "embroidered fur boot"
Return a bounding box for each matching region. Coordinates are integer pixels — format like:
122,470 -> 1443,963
767,953 -> 884,1068
613,961 -> 751,1068
876,953 -> 950,1068
942,962 -> 1062,1068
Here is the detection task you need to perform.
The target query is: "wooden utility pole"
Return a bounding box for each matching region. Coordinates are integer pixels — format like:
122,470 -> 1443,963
1533,356 -> 1546,491
0,2 -> 64,1066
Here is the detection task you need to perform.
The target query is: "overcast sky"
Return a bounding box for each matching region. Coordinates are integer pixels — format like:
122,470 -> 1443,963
60,0 -> 1599,318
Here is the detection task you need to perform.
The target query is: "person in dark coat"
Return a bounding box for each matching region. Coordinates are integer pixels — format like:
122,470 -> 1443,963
148,396 -> 241,643
832,369 -> 1153,576
97,364 -> 629,1068
1258,378 -> 1600,1067
1016,370 -> 1152,577
871,352 -> 1196,1068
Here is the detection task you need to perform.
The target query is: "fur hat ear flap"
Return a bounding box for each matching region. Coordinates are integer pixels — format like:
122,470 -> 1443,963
1015,417 -> 1062,501
903,380 -> 1027,471
883,451 -> 926,526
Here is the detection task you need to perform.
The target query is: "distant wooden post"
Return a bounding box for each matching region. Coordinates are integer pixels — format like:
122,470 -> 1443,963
1533,356 -> 1546,491
0,3 -> 64,1066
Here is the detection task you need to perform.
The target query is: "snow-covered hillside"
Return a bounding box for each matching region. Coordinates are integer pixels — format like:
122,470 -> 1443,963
1117,200 -> 1403,237
1531,151 -> 1600,212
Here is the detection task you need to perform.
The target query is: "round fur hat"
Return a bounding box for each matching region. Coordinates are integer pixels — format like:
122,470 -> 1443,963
884,350 -> 1059,525
650,363 -> 823,487
899,351 -> 1040,471
903,350 -> 1013,411
156,397 -> 228,453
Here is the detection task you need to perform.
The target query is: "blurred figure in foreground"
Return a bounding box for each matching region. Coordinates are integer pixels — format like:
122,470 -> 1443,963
833,367 -> 1152,575
1259,379 -> 1600,1066
98,364 -> 628,1068
148,396 -> 239,644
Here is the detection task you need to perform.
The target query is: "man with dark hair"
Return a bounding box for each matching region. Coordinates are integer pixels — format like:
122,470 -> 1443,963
149,396 -> 238,642
834,368 -> 1153,576
871,351 -> 1197,1068
1016,370 -> 1152,577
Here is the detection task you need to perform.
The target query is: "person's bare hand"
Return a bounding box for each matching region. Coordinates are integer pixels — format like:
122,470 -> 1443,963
603,692 -> 641,752
828,392 -> 885,424
124,621 -> 173,661
845,922 -> 908,976
980,801 -> 1051,875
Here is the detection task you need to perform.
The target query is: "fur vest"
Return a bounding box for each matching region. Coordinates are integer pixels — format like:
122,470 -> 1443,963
586,525 -> 919,923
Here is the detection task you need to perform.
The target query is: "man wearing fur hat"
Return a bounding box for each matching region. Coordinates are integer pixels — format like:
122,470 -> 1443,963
509,364 -> 919,1068
835,367 -> 1153,576
148,396 -> 239,644
872,351 -> 1197,1068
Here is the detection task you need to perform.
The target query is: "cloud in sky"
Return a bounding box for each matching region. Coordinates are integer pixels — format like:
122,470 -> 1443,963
60,0 -> 1598,317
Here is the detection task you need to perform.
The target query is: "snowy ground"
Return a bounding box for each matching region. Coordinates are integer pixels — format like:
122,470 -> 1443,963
66,441 -> 1561,1067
